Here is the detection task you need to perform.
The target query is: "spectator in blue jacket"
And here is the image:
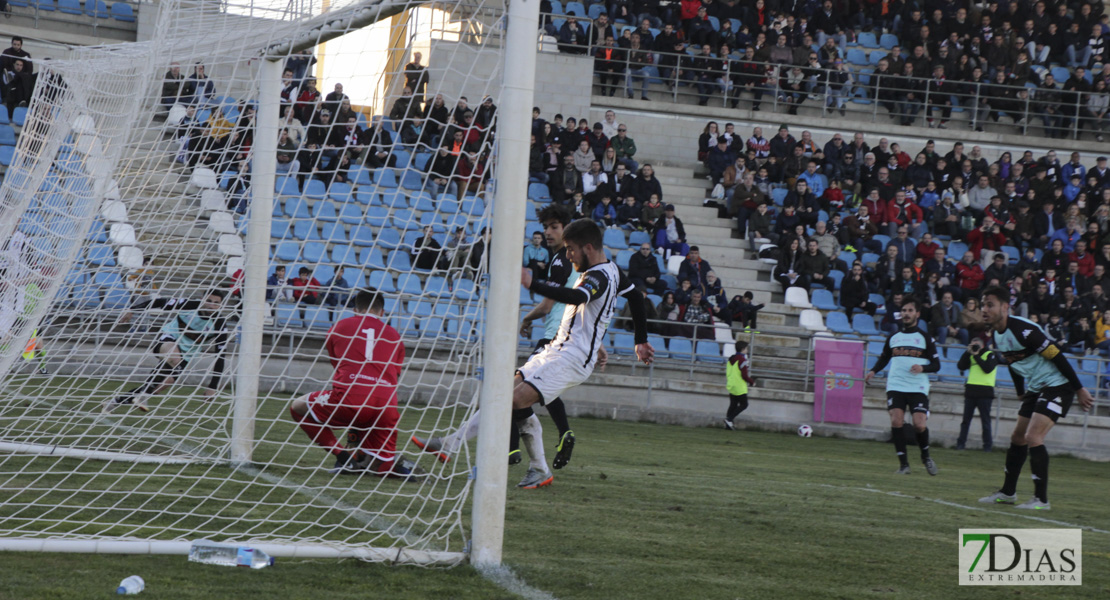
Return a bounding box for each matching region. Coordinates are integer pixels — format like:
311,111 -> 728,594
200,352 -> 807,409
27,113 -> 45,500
522,232 -> 550,281
592,195 -> 618,228
706,138 -> 735,184
324,266 -> 353,307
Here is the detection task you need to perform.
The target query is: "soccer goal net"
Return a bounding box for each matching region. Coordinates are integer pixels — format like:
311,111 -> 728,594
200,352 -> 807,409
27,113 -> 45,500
0,0 -> 532,565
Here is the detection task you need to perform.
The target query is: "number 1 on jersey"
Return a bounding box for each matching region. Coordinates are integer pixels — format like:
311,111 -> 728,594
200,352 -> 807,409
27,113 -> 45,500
362,327 -> 376,356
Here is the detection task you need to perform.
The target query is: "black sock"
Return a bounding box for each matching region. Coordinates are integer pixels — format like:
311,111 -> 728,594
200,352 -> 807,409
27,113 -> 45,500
892,426 -> 909,466
1001,443 -> 1029,496
508,423 -> 520,452
545,398 -> 571,438
1029,445 -> 1049,503
917,427 -> 930,459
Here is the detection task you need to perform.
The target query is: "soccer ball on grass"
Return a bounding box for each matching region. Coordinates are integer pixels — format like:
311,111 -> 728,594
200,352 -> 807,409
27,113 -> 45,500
797,424 -> 813,438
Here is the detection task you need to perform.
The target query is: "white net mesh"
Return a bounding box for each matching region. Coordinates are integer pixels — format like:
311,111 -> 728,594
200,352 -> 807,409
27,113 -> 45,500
0,0 -> 513,563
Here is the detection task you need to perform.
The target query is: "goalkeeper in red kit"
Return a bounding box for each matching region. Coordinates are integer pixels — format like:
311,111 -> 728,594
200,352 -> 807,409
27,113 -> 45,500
288,289 -> 423,480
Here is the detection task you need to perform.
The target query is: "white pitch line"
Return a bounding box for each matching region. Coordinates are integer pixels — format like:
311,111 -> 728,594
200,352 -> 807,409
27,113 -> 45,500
476,564 -> 559,600
835,484 -> 1110,534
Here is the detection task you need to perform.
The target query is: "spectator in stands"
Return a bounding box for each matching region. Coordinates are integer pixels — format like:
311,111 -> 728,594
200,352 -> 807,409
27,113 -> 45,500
729,292 -> 764,332
160,62 -> 185,109
774,237 -> 807,291
677,288 -> 716,340
653,204 -> 689,259
572,139 -> 594,173
610,124 -> 638,171
594,35 -> 625,97
285,49 -> 315,85
842,204 -> 881,254
887,225 -> 916,262
323,266 -> 352,308
678,246 -> 712,294
592,195 -> 618,228
523,231 -> 550,282
729,171 -> 766,235
550,153 -> 582,205
275,128 -> 300,176
1,37 -> 29,76
956,251 -> 985,297
824,59 -> 853,116
624,33 -> 654,100
799,239 -> 835,291
783,179 -> 821,227
704,271 -> 730,323
1,58 -> 31,120
746,202 -> 775,250
706,138 -> 734,185
968,215 -> 1008,266
414,226 -> 444,271
558,17 -> 589,54
267,265 -> 293,302
629,242 -> 668,295
582,160 -> 609,206
842,263 -> 877,318
182,63 -> 215,107
932,291 -> 970,353
290,267 -> 321,305
1049,217 -> 1084,253
404,51 -> 428,106
876,245 -> 904,294
617,195 -> 642,231
426,146 -> 459,199
324,83 -> 348,118
294,77 -> 321,124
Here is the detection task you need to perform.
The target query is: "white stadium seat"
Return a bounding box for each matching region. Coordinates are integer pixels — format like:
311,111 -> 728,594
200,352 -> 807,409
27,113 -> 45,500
217,233 -> 244,256
785,286 -> 812,308
799,309 -> 827,331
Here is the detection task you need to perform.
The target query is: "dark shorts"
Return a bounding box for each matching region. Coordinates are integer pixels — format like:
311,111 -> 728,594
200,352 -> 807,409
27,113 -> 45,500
1017,385 -> 1075,423
887,391 -> 930,414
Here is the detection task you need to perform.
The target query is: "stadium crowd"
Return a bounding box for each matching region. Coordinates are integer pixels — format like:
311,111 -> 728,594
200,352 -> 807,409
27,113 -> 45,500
700,119 -> 1110,355
547,0 -> 1109,138
529,107 -> 765,334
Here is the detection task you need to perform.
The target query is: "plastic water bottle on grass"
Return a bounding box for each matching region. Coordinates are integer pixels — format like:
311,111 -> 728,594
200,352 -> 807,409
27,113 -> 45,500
116,575 -> 145,594
188,540 -> 274,569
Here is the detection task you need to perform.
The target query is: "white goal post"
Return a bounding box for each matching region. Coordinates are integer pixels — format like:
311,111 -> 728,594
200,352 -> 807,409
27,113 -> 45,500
0,0 -> 539,567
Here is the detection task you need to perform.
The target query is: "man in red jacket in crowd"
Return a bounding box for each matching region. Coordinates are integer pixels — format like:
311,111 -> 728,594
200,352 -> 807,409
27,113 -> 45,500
967,214 -> 1008,267
884,190 -> 925,238
956,251 -> 985,296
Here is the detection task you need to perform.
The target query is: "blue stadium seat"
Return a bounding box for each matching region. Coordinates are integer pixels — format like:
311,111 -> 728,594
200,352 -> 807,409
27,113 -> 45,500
85,244 -> 115,266
361,247 -> 386,269
527,182 -> 551,200
12,107 -> 27,127
400,171 -> 424,191
274,241 -> 300,262
409,192 -> 435,212
696,341 -> 725,363
303,179 -> 327,200
771,188 -> 788,206
353,168 -> 373,186
629,231 -> 651,247
846,48 -> 869,66
365,206 -> 390,227
0,146 -> 14,167
948,241 -> 969,260
331,244 -> 359,266
1001,245 -> 1020,264
461,196 -> 486,216
616,249 -> 634,269
303,306 -> 332,330
32,0 -> 56,11
328,181 -> 354,202
811,289 -> 838,310
270,218 -> 292,240
349,225 -> 375,247
57,0 -> 81,12
87,0 -> 110,18
312,200 -> 338,222
420,212 -> 446,233
367,270 -> 395,293
0,126 -> 16,146
565,1 -> 585,16
424,276 -> 451,298
852,313 -> 882,336
938,360 -> 963,383
275,305 -> 304,329
870,293 -> 887,314
827,270 -> 845,290
879,33 -> 899,49
440,199 -> 460,214
292,220 -> 322,241
825,312 -> 853,334
110,2 -> 136,21
338,203 -> 363,225
860,252 -> 879,265
603,228 -> 626,249
454,278 -> 478,301
375,169 -> 398,188
386,250 -> 411,271
319,221 -> 346,243
396,273 -> 423,295
668,338 -> 694,360
413,152 -> 433,171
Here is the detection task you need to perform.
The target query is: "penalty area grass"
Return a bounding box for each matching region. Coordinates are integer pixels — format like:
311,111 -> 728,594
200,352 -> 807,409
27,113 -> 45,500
2,417 -> 1109,599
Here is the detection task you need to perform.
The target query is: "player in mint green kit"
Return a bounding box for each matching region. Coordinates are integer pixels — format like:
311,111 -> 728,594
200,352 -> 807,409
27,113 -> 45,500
978,286 -> 1094,510
865,297 -> 941,475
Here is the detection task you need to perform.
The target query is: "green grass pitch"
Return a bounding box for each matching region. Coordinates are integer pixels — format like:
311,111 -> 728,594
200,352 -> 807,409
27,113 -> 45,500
2,394 -> 1108,599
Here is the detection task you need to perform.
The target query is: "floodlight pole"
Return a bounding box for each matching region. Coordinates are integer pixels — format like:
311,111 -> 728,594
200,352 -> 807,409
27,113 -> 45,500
232,57 -> 281,465
470,0 -> 540,568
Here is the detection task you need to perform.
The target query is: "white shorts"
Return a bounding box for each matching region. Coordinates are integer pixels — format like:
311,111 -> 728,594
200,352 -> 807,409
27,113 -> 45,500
516,347 -> 592,403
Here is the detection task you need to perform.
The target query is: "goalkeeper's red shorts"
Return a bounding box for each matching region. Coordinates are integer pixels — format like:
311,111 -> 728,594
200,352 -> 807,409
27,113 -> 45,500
305,389 -> 398,464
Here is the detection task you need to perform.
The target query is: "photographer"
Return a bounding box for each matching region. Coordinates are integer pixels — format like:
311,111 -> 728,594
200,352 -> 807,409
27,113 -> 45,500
966,214 -> 1007,268
955,337 -> 998,451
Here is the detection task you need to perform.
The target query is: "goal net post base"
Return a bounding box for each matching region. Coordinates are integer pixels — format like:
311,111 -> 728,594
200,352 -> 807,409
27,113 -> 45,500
0,538 -> 466,565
